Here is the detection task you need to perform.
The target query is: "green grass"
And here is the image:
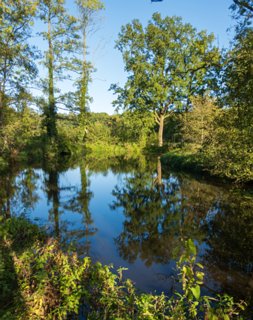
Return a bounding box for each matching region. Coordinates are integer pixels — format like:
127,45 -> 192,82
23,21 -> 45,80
161,148 -> 206,175
85,142 -> 143,159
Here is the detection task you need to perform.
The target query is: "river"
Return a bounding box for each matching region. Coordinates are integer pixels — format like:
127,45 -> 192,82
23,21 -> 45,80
0,154 -> 252,307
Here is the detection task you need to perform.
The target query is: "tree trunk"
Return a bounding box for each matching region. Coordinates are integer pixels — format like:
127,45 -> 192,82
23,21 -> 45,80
158,114 -> 164,147
0,61 -> 7,127
47,15 -> 57,138
0,91 -> 4,128
157,156 -> 162,185
80,27 -> 88,118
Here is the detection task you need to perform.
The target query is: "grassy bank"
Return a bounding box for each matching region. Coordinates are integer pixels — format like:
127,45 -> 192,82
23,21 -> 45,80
161,149 -> 206,175
85,142 -> 143,159
161,148 -> 253,185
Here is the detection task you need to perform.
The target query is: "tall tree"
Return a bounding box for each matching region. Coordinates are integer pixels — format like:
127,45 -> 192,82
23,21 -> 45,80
111,13 -> 219,147
202,0 -> 253,182
39,0 -> 80,138
0,0 -> 37,127
75,0 -> 104,126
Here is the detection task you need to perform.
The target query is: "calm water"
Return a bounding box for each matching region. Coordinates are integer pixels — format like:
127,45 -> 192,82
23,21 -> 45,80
1,155 -> 253,306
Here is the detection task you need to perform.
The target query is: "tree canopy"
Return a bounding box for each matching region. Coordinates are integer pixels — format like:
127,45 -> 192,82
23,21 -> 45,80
111,13 -> 220,146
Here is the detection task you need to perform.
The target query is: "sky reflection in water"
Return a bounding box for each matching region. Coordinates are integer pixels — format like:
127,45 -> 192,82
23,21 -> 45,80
0,156 -> 252,304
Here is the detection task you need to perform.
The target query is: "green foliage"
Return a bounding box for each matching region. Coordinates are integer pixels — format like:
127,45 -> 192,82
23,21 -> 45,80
161,150 -> 205,175
0,217 -> 46,317
38,0 -> 81,138
14,240 -> 90,319
111,13 -> 220,146
181,96 -> 220,149
174,239 -> 246,319
9,236 -> 246,319
230,0 -> 253,33
0,0 -> 252,184
162,30 -> 253,182
85,112 -> 117,144
0,108 -> 42,159
0,217 -> 45,252
202,108 -> 253,182
0,156 -> 8,171
115,110 -> 156,146
0,0 -> 38,126
84,111 -> 155,149
202,16 -> 253,182
56,116 -> 85,153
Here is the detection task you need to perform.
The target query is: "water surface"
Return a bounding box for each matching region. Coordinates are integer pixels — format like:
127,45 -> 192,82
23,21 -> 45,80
1,155 -> 253,305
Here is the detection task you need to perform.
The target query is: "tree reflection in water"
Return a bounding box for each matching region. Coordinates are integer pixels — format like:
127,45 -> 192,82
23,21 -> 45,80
43,159 -> 97,256
63,161 -> 97,256
0,159 -> 97,258
0,156 -> 252,307
202,192 -> 253,305
0,166 -> 39,219
111,157 -> 253,304
111,157 -> 206,266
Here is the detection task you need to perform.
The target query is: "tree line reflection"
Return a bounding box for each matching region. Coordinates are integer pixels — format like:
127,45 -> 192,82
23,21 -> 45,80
111,157 -> 253,304
0,156 -> 252,304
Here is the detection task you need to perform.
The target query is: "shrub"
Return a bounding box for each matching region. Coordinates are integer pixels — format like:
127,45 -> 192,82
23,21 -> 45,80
12,239 -> 246,319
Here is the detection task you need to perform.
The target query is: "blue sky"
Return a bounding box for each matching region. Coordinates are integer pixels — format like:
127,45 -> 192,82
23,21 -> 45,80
86,0 -> 234,115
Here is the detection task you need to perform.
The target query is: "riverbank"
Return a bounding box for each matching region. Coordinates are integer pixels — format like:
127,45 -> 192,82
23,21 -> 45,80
161,149 -> 207,175
1,139 -> 252,186
161,148 -> 253,185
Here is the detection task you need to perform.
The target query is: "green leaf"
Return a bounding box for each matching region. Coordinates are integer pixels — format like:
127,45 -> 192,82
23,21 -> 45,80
187,239 -> 197,256
190,285 -> 201,300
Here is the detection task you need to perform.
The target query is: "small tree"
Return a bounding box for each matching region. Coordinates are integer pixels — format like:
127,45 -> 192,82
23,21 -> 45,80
111,13 -> 220,147
181,96 -> 219,149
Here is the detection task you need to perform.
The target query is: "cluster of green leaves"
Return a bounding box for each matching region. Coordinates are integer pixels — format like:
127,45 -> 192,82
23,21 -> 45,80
0,217 -> 46,319
162,92 -> 252,182
0,108 -> 42,159
192,1 -> 253,182
83,111 -> 155,149
0,0 -> 252,183
180,96 -> 220,150
5,233 -> 245,320
175,240 -> 246,320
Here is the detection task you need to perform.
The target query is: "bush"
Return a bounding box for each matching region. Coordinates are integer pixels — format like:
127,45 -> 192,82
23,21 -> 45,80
12,238 -> 246,319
